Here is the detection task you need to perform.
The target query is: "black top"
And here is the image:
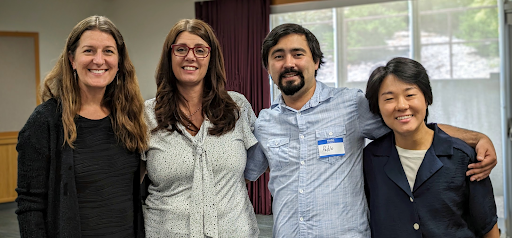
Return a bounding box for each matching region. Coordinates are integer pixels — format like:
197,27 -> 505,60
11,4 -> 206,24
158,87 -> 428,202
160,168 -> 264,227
363,123 -> 497,238
74,115 -> 138,238
15,98 -> 145,238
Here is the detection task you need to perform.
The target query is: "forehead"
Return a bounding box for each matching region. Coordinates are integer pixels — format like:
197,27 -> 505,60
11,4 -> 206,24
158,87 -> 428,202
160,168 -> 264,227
78,30 -> 116,47
175,31 -> 209,46
379,75 -> 418,92
270,33 -> 310,53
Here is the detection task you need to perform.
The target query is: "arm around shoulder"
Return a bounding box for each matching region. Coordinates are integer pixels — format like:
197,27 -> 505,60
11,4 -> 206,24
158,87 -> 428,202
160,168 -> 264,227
438,124 -> 497,181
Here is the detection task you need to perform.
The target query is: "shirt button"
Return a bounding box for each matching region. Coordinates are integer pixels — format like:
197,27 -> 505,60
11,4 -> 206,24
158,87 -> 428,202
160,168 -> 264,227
328,132 -> 333,136
300,161 -> 305,165
298,112 -> 301,116
413,223 -> 419,230
410,197 -> 413,202
299,134 -> 304,139
299,189 -> 304,193
300,217 -> 304,221
275,142 -> 278,145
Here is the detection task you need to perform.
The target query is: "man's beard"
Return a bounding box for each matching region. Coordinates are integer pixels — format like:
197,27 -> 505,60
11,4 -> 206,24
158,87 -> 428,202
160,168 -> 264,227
278,69 -> 305,96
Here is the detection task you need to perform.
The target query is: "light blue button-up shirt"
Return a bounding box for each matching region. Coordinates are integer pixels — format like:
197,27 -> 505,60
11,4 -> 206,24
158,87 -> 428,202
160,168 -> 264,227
245,81 -> 389,238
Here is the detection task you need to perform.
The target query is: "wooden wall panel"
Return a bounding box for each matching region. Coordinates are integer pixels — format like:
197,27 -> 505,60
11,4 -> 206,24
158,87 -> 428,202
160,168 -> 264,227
0,132 -> 18,203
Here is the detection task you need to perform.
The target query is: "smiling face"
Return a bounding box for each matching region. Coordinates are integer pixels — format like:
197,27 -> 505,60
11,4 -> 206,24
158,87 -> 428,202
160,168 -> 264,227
378,74 -> 429,137
267,33 -> 319,96
69,30 -> 119,93
171,31 -> 211,87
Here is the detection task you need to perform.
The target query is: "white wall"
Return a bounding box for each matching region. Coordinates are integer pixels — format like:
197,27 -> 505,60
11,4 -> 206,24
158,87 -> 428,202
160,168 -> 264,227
0,0 -> 195,107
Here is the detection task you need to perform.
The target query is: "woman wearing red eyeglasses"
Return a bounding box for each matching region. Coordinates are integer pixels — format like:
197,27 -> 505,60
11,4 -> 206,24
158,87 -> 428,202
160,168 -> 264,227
141,19 -> 259,237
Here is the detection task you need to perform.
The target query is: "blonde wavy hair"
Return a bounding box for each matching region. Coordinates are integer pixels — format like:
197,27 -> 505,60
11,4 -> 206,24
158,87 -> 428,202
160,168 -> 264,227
41,15 -> 147,152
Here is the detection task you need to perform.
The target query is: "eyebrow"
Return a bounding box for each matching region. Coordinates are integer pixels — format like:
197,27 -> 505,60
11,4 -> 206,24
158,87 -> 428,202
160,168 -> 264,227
380,86 -> 417,96
81,45 -> 117,49
174,43 -> 208,47
270,47 -> 307,56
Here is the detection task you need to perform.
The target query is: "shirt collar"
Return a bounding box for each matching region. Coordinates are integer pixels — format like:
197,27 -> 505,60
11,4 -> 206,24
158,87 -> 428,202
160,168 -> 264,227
270,80 -> 335,112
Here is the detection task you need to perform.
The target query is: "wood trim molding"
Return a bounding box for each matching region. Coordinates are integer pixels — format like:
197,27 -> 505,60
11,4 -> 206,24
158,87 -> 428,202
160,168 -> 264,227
0,31 -> 40,105
0,131 -> 18,145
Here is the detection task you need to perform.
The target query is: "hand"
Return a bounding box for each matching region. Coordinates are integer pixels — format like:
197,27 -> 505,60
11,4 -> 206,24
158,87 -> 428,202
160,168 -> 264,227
466,136 -> 497,181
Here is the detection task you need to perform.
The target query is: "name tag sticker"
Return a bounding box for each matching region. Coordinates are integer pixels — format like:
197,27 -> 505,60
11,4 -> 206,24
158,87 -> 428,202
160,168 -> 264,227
318,138 -> 345,158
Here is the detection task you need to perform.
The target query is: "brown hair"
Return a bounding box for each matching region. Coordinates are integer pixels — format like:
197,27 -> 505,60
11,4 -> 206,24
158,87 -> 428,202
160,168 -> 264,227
152,19 -> 239,135
41,15 -> 147,152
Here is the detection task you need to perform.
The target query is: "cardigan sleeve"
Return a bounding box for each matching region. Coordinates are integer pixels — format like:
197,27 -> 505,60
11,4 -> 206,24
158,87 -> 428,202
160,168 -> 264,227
15,103 -> 54,238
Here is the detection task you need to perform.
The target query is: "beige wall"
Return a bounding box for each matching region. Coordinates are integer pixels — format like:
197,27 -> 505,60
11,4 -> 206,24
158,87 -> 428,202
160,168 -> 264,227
0,1 -> 195,128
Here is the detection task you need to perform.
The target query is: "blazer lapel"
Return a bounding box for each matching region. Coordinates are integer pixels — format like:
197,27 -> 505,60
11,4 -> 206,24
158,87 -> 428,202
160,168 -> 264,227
412,149 -> 443,192
384,148 -> 414,198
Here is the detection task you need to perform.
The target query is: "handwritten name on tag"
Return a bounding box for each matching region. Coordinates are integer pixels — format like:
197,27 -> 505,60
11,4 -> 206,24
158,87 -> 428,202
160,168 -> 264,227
318,138 -> 345,158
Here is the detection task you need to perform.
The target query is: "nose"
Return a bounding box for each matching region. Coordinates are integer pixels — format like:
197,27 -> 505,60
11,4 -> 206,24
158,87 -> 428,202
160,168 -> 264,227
284,54 -> 296,69
396,97 -> 409,111
93,52 -> 105,65
184,48 -> 196,61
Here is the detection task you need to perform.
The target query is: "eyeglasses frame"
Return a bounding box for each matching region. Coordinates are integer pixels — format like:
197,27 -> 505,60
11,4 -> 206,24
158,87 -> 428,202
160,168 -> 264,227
170,44 -> 211,59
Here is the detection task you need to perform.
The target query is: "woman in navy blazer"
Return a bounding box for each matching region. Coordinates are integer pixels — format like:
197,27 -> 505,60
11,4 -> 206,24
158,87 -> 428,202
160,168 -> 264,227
363,57 -> 499,238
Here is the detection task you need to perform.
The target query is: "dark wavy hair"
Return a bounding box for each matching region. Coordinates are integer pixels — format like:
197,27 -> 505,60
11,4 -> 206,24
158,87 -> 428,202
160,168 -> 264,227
365,57 -> 433,123
261,23 -> 325,76
152,19 -> 239,135
42,15 -> 147,152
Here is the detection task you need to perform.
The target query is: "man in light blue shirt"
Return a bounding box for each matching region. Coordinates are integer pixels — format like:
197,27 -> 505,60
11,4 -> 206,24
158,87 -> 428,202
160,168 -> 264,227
244,23 -> 497,238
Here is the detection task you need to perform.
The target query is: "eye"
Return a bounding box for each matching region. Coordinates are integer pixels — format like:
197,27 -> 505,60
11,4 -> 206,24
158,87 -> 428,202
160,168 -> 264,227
383,97 -> 393,101
407,94 -> 416,97
195,47 -> 207,55
274,55 -> 283,59
295,53 -> 304,57
105,49 -> 115,54
83,49 -> 93,53
175,46 -> 187,52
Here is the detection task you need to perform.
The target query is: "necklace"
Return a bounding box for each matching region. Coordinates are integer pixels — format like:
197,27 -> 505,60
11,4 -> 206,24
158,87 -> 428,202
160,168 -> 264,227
185,106 -> 202,130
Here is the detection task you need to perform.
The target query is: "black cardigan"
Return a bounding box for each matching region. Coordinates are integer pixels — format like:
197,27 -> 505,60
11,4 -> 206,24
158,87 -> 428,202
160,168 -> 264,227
15,98 -> 144,238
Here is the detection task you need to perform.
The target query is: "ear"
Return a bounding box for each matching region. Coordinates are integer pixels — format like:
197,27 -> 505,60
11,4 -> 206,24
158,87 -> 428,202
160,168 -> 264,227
68,52 -> 76,70
314,59 -> 320,71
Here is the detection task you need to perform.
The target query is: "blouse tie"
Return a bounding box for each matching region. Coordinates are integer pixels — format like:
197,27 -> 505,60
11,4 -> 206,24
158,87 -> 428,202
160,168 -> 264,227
188,122 -> 219,238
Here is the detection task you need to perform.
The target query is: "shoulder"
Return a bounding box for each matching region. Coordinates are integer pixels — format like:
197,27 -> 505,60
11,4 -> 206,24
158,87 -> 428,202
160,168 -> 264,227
143,98 -> 158,128
228,91 -> 249,107
450,136 -> 477,162
364,131 -> 393,153
144,98 -> 156,109
24,98 -> 60,128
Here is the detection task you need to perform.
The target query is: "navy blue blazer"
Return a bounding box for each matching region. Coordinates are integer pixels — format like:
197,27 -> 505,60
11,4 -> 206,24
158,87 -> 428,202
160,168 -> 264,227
363,123 -> 497,238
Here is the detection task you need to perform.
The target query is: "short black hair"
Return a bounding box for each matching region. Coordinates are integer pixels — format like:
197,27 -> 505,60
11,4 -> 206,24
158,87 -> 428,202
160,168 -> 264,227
365,57 -> 433,123
261,23 -> 325,76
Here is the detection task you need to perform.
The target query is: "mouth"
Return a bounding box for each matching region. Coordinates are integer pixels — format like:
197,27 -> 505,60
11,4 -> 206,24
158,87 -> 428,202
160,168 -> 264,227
282,72 -> 298,79
89,69 -> 107,74
396,115 -> 412,120
183,66 -> 198,71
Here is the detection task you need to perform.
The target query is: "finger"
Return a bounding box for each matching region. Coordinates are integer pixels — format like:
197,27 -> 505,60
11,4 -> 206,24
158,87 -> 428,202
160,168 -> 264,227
475,148 -> 486,161
470,171 -> 490,182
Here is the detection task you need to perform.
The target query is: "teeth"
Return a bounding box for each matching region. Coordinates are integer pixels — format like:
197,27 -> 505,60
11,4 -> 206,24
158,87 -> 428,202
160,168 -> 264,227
284,73 -> 297,77
396,115 -> 412,120
90,69 -> 106,73
184,66 -> 197,70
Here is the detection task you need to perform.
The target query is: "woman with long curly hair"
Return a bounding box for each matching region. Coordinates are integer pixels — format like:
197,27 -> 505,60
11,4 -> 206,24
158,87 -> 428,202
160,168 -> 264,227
142,19 -> 259,237
16,15 -> 147,238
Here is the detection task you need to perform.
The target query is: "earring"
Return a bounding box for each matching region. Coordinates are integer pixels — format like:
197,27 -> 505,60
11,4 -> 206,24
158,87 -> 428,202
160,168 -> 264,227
73,70 -> 77,80
116,74 -> 119,85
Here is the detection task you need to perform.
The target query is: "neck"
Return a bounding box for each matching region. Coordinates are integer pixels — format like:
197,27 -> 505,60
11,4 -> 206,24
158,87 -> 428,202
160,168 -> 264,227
394,123 -> 434,150
79,87 -> 109,119
282,82 -> 316,110
177,83 -> 203,109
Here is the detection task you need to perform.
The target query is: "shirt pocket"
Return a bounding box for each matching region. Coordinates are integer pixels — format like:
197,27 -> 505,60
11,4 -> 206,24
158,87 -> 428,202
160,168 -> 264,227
267,138 -> 290,171
315,127 -> 346,164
